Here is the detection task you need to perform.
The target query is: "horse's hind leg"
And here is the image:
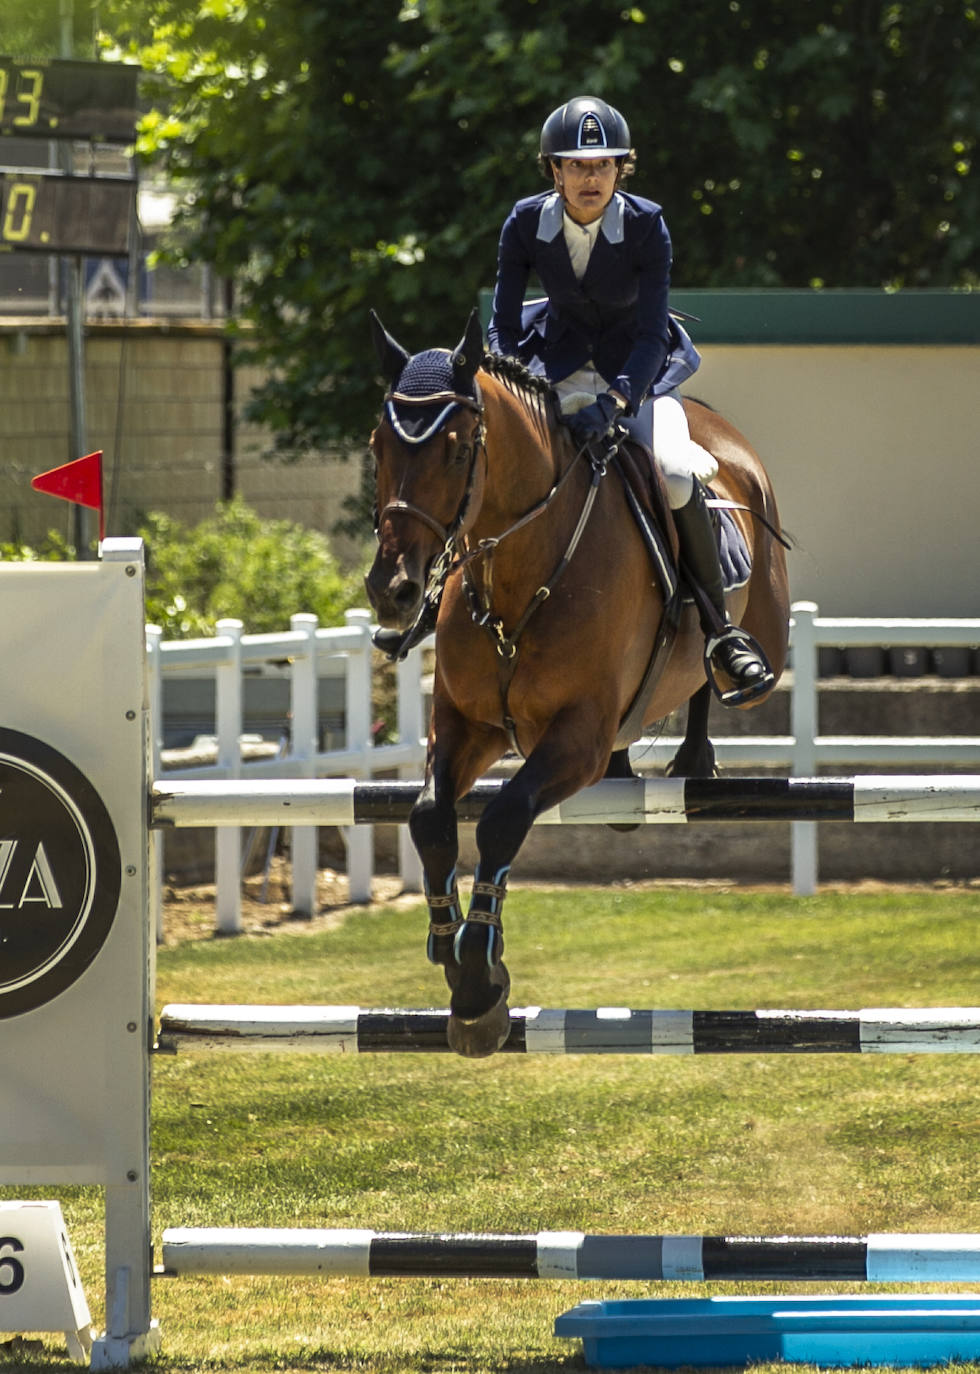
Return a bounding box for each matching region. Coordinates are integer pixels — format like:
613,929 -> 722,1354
603,746 -> 640,832
665,681 -> 718,777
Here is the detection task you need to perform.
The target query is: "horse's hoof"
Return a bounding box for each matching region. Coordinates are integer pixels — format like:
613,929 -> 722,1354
446,947 -> 512,1058
666,750 -> 718,779
447,994 -> 512,1059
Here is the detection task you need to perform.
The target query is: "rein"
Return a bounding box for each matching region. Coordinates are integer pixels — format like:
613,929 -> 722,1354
378,377 -> 614,755
463,439 -> 604,660
380,381 -> 599,661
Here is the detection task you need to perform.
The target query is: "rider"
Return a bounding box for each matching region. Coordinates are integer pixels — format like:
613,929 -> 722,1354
486,95 -> 772,705
376,95 -> 771,703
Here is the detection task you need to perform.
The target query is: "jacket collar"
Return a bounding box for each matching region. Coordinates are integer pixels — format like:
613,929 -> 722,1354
536,191 -> 625,245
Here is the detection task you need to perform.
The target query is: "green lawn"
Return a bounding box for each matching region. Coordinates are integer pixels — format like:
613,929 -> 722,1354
4,884 -> 980,1372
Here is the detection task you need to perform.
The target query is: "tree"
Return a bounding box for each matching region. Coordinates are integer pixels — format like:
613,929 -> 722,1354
138,496 -> 362,636
103,0 -> 978,461
4,0 -> 100,59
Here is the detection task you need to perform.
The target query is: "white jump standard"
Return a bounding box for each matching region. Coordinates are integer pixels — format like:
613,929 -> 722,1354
157,1004 -> 980,1055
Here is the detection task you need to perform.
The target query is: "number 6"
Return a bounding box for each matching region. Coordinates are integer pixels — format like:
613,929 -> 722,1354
0,1236 -> 25,1295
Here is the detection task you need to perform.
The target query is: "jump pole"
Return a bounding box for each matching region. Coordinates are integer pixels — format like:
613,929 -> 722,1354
150,774 -> 980,828
157,1004 -> 980,1055
160,1228 -> 980,1283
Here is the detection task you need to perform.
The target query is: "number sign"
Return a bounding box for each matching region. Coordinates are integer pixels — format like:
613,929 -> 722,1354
0,57 -> 139,143
0,170 -> 134,256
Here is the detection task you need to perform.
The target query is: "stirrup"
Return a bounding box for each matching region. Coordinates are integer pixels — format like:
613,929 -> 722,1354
703,625 -> 775,707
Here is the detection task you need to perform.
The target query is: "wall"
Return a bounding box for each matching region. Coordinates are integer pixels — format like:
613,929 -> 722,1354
2,292 -> 978,614
0,321 -> 366,563
689,342 -> 978,617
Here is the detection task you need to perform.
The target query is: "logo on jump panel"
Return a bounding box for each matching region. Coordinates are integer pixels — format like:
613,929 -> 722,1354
0,729 -> 120,1018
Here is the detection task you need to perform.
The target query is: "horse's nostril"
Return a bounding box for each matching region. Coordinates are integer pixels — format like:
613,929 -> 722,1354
394,582 -> 422,610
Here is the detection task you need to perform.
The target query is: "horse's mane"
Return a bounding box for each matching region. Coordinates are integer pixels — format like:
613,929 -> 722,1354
480,352 -> 559,435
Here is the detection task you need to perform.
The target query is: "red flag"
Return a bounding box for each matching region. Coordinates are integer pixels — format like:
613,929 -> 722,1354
31,451 -> 105,541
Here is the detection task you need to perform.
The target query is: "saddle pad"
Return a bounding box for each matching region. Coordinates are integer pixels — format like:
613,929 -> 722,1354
713,499 -> 752,593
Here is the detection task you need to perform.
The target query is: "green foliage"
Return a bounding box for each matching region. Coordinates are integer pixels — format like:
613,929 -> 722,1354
96,0 -> 979,461
3,0 -> 101,60
138,495 -> 364,637
0,530 -> 77,561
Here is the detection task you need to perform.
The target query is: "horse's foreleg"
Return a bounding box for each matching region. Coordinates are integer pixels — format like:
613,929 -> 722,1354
443,784 -> 526,1058
408,770 -> 464,968
665,681 -> 718,778
448,719 -> 608,1058
410,699 -> 510,1055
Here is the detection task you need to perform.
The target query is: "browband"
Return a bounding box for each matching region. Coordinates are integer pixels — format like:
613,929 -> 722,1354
384,383 -> 484,446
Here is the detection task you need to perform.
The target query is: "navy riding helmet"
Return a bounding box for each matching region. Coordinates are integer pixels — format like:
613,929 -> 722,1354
539,96 -> 631,160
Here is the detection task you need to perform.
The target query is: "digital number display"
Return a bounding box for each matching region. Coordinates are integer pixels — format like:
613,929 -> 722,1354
0,57 -> 139,143
0,171 -> 135,255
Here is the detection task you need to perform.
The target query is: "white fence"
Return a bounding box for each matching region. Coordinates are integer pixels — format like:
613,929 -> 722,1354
148,609 -> 428,936
149,603 -> 980,929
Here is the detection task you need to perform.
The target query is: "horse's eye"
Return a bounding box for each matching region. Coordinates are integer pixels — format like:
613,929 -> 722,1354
454,442 -> 473,466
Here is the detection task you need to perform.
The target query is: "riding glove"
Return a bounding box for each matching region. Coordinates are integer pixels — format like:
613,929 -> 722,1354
567,392 -> 623,446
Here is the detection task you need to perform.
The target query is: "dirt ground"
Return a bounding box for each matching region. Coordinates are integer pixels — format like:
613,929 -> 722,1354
158,857 -> 975,948
159,856 -> 415,946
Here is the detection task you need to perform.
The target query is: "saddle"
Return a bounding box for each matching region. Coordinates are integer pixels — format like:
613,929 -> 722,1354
604,432 -> 753,747
613,434 -> 752,597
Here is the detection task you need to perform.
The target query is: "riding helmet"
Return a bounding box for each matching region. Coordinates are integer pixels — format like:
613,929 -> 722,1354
539,96 -> 631,159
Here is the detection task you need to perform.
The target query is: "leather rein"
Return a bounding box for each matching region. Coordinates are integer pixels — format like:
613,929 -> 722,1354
380,381 -> 608,751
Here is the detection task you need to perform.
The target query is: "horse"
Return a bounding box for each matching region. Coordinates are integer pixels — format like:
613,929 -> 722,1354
366,310 -> 790,1058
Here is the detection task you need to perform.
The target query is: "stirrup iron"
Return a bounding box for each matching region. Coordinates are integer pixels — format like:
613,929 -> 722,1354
703,625 -> 775,707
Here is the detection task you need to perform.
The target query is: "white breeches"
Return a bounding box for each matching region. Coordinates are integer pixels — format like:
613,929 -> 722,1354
556,368 -> 718,510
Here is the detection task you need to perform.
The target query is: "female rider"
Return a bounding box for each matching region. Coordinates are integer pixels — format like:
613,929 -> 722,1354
487,95 -> 772,705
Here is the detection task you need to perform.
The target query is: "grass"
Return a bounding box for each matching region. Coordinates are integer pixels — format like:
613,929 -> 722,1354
4,883 -> 980,1372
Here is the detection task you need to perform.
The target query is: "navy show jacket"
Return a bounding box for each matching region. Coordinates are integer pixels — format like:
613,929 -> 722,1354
487,190 -> 698,413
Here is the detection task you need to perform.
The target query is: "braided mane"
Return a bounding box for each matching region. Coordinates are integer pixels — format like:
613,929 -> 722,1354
480,351 -> 559,431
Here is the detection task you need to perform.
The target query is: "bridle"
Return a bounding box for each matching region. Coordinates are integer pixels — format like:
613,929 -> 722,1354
377,387 -> 486,547
376,374 -> 620,754
377,378 -> 604,636
376,384 -> 489,615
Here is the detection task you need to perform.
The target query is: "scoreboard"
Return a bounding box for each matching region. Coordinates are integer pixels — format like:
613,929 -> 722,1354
0,57 -> 139,144
0,170 -> 134,256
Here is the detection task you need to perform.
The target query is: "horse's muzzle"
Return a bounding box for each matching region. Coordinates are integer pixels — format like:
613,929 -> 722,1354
364,558 -> 425,629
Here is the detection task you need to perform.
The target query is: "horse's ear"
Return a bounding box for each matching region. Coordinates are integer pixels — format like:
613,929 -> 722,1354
451,309 -> 484,393
370,310 -> 410,386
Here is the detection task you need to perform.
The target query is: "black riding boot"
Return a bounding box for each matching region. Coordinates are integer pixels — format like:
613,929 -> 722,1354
372,594 -> 440,661
673,480 -> 774,706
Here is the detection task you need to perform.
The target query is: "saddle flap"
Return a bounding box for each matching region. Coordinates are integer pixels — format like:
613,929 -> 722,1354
612,441 -> 679,603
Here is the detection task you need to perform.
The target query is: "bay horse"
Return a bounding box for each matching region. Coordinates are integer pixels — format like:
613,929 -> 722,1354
366,310 -> 790,1058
